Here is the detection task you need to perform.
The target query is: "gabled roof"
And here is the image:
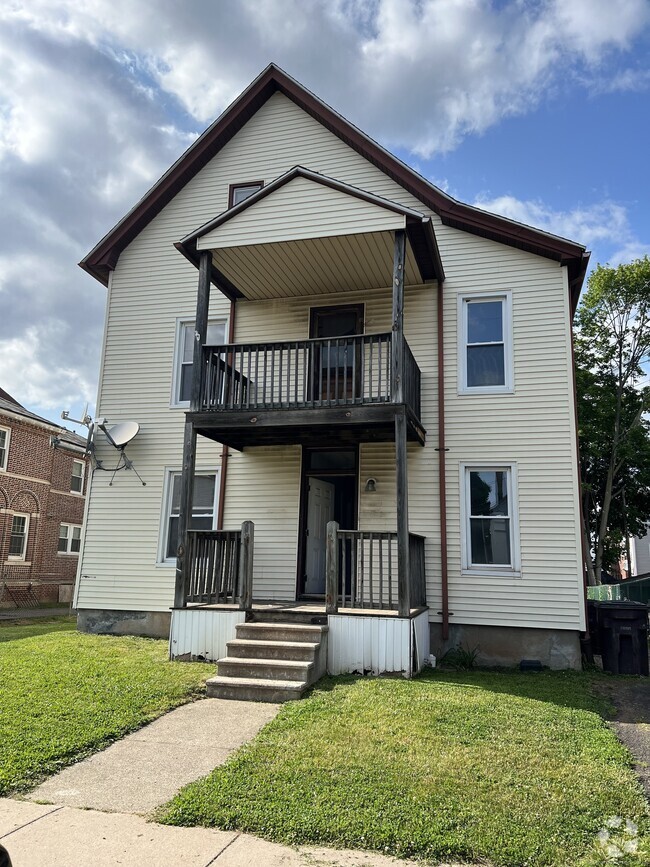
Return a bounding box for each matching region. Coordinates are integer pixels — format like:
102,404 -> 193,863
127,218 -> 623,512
80,63 -> 589,309
0,388 -> 87,446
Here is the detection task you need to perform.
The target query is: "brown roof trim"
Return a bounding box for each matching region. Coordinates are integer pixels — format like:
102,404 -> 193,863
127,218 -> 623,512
79,62 -> 588,308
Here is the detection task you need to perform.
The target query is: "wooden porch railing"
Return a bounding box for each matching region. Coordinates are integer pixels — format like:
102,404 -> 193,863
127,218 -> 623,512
200,332 -> 421,417
325,524 -> 427,614
184,521 -> 254,609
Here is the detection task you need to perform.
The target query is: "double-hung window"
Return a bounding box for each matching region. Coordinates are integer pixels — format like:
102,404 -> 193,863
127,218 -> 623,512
9,513 -> 29,559
0,427 -> 9,470
71,459 -> 84,493
161,471 -> 218,562
460,293 -> 512,393
58,523 -> 82,554
462,465 -> 519,574
173,319 -> 227,406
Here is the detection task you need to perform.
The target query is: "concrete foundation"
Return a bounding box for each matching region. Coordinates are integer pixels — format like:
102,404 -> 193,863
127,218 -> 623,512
77,608 -> 171,639
429,623 -> 582,670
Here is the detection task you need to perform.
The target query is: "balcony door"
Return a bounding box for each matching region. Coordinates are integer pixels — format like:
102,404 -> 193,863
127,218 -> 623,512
298,448 -> 358,598
309,304 -> 363,403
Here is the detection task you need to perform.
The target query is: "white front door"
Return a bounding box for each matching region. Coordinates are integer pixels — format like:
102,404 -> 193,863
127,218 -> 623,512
304,478 -> 335,594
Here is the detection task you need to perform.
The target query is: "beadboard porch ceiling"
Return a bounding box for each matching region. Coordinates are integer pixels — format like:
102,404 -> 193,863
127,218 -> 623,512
207,229 -> 422,300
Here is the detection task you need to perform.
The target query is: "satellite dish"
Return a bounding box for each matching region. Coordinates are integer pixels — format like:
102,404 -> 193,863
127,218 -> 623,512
105,421 -> 140,449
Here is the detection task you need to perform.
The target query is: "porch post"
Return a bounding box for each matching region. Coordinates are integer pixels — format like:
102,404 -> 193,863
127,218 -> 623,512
391,229 -> 406,405
392,230 -> 410,616
238,520 -> 254,612
396,410 -> 411,617
174,251 -> 212,609
325,520 -> 339,614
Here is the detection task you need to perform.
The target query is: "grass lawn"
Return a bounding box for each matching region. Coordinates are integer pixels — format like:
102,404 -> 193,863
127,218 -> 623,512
0,618 -> 214,794
159,671 -> 650,867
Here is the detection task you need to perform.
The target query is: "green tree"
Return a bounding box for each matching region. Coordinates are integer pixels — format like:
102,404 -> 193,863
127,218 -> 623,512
575,256 -> 650,584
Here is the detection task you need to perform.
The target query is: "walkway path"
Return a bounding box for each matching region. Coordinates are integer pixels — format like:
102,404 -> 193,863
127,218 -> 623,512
1,698 -> 436,866
596,677 -> 650,798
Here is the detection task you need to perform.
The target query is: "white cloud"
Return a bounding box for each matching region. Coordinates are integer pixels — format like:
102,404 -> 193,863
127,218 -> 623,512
472,194 -> 648,268
0,324 -> 96,414
4,1 -> 649,155
0,0 -> 648,419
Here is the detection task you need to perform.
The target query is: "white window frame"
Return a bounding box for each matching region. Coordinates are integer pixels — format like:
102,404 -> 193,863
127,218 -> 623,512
58,523 -> 82,555
157,467 -> 220,566
8,512 -> 30,560
170,316 -> 229,408
0,426 -> 10,471
458,291 -> 513,394
459,463 -> 520,577
71,459 -> 85,494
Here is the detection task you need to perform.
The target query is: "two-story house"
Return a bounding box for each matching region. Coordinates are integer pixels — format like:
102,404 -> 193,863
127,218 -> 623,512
0,388 -> 88,606
76,65 -> 588,699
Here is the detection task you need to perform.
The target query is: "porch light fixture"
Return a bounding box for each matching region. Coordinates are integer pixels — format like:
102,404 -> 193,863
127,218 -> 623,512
365,478 -> 377,493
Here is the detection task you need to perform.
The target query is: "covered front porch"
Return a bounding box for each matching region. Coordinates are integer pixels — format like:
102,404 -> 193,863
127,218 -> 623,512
169,167 -> 442,685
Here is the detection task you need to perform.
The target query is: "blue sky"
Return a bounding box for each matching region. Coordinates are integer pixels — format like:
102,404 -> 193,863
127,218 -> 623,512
0,0 -> 649,429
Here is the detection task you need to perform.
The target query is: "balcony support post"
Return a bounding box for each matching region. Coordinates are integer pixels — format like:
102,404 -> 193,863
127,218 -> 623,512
396,408 -> 411,617
391,230 -> 410,616
391,229 -> 406,405
174,251 -> 212,609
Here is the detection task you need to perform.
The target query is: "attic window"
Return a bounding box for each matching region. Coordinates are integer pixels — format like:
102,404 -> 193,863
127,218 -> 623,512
229,182 -> 263,208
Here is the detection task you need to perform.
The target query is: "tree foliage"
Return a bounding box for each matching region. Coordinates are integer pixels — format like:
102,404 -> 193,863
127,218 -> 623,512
575,256 -> 650,583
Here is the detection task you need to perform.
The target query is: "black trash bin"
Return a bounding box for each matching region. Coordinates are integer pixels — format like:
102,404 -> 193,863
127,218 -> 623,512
598,601 -> 649,676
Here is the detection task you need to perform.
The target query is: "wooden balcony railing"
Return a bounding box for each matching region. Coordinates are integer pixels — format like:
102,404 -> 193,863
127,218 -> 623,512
184,522 -> 253,608
325,524 -> 426,613
199,333 -> 421,418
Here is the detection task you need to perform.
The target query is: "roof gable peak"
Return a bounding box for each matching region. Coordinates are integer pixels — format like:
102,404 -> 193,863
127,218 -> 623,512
80,63 -> 588,308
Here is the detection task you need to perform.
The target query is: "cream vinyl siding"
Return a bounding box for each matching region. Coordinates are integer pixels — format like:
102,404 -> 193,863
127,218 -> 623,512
197,175 -> 407,249
221,445 -> 301,601
79,89 -> 582,633
438,226 -> 584,631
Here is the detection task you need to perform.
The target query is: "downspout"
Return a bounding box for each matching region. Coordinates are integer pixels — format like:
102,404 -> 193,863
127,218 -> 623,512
216,300 -> 236,528
570,322 -> 590,642
437,278 -> 449,640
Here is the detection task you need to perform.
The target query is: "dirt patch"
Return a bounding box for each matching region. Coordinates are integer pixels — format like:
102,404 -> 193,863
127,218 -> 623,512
594,677 -> 650,798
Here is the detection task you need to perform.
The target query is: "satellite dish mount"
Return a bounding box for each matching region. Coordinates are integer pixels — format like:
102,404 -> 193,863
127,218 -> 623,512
96,420 -> 146,486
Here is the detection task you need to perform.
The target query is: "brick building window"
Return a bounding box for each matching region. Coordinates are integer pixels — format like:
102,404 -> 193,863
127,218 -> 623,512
8,513 -> 29,559
0,427 -> 9,471
58,523 -> 82,554
71,459 -> 84,493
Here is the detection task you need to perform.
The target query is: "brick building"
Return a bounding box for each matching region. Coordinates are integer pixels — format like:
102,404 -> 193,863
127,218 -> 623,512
0,387 -> 88,606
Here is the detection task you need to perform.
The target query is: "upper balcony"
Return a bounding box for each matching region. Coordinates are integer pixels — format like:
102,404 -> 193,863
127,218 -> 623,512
189,331 -> 424,449
177,167 -> 445,449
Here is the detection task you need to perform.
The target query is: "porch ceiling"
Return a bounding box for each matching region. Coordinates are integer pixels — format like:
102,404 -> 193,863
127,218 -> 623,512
209,230 -> 422,300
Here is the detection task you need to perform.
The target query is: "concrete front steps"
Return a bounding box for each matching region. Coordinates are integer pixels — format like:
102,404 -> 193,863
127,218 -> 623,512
206,621 -> 328,702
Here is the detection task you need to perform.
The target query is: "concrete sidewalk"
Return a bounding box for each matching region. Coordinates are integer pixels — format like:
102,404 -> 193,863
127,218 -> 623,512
27,698 -> 277,813
0,697 -> 434,866
0,799 -> 427,867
